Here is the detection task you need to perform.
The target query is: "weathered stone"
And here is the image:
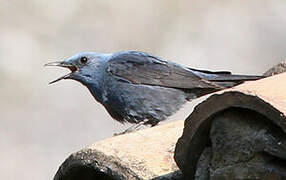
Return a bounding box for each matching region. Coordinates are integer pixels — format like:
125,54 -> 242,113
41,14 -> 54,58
195,147 -> 211,180
211,163 -> 286,180
210,109 -> 286,179
263,62 -> 286,77
54,121 -> 185,180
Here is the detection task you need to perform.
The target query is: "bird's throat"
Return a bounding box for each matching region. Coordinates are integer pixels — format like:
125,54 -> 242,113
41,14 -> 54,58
85,82 -> 105,103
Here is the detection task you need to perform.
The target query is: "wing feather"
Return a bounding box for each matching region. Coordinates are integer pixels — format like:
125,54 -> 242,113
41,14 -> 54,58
107,51 -> 222,90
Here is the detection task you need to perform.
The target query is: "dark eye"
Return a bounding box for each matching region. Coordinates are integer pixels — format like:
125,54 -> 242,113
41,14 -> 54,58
79,56 -> 88,64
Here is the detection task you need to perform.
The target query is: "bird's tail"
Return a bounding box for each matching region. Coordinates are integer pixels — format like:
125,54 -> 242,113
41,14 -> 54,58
184,74 -> 263,100
210,74 -> 264,88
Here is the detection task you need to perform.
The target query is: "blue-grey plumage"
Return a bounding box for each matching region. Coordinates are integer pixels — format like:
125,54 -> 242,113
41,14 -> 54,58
45,51 -> 263,126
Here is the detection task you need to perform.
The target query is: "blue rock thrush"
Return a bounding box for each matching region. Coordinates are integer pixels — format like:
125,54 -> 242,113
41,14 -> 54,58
45,51 -> 262,131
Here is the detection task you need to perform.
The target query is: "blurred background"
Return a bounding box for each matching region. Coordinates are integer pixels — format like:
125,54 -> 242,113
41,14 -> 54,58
1,0 -> 286,179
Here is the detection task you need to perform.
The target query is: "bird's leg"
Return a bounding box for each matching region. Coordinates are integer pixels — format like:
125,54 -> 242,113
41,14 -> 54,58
113,120 -> 148,136
148,121 -> 159,127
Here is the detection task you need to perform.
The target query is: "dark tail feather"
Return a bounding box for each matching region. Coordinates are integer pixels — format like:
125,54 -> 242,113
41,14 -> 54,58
184,68 -> 264,99
191,68 -> 263,83
214,81 -> 238,88
210,74 -> 263,82
210,74 -> 264,88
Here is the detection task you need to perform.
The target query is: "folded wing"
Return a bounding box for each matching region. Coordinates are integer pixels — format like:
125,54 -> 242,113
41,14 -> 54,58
107,51 -> 263,97
107,51 -> 223,89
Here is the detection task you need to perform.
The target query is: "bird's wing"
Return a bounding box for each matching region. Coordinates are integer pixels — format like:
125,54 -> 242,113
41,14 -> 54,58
106,51 -> 222,90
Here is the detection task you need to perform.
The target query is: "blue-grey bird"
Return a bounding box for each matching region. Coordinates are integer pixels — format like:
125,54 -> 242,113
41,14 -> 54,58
45,51 -> 262,127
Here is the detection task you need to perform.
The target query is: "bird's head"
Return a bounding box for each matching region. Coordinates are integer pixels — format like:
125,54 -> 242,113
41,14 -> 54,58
45,52 -> 110,84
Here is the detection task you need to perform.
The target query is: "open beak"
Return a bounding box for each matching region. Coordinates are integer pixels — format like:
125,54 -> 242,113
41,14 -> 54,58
44,61 -> 78,84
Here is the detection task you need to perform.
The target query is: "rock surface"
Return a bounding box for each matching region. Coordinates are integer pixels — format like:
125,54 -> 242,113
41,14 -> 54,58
263,61 -> 286,77
210,109 -> 286,179
54,121 -> 185,180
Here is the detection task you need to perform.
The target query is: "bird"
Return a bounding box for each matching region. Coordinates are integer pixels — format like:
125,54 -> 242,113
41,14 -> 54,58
45,51 -> 263,132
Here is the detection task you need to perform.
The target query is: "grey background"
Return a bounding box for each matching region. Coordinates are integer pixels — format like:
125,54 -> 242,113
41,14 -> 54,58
1,0 -> 285,179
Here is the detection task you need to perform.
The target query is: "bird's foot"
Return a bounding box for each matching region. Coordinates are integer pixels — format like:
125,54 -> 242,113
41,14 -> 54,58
113,120 -> 159,136
113,122 -> 146,136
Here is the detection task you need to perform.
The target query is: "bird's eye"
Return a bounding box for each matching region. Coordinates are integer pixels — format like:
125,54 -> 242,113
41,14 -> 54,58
79,57 -> 88,64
